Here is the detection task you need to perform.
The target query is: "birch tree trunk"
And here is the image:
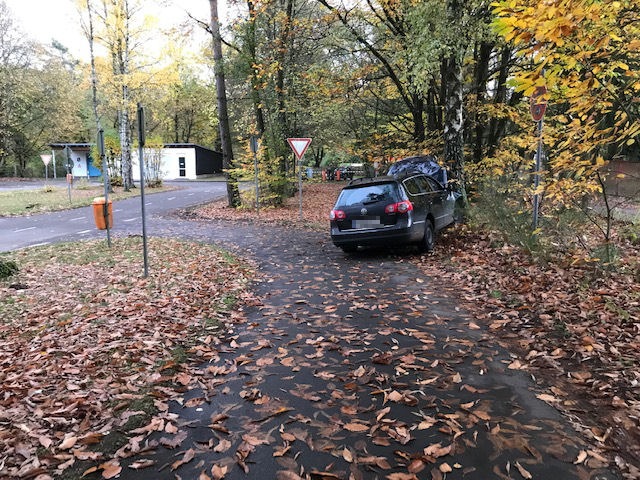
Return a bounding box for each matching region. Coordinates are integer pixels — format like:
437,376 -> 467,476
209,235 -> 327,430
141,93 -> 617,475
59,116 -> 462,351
120,84 -> 133,190
84,0 -> 101,133
443,53 -> 467,206
209,0 -> 241,207
443,0 -> 467,207
95,0 -> 134,190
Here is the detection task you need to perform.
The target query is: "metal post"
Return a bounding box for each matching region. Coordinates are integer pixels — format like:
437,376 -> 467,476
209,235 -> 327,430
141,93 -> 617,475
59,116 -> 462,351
299,155 -> 303,221
52,149 -> 56,179
65,146 -> 72,204
250,136 -> 259,214
137,103 -> 149,277
98,129 -> 111,247
532,118 -> 544,230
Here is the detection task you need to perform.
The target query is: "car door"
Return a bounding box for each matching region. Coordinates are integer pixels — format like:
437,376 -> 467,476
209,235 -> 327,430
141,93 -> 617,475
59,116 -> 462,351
401,176 -> 428,232
424,176 -> 454,229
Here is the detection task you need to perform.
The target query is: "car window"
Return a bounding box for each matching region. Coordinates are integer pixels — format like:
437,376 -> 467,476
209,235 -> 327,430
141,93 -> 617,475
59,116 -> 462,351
425,177 -> 443,191
337,183 -> 399,207
413,176 -> 433,192
402,178 -> 421,195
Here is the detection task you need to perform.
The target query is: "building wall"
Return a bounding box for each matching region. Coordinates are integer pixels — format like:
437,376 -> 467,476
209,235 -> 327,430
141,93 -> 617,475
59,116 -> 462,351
132,147 -> 198,181
69,150 -> 88,177
163,148 -> 197,179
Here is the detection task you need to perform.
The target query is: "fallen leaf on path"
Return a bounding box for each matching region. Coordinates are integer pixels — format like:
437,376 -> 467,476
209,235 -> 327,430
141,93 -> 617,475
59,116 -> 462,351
211,464 -> 228,479
129,459 -> 156,470
344,423 -> 369,432
171,448 -> 196,471
100,461 -> 122,479
514,461 -> 533,479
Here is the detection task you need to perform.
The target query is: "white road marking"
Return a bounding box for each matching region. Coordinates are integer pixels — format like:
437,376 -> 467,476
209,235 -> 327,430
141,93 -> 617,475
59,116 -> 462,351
70,217 -> 86,221
77,230 -> 92,234
123,218 -> 137,222
145,202 -> 152,206
29,242 -> 50,248
188,193 -> 194,196
168,197 -> 176,201
14,227 -> 36,233
114,209 -> 123,213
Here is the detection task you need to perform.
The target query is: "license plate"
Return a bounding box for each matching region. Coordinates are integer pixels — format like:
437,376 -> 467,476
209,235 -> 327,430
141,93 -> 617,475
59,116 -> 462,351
353,218 -> 382,229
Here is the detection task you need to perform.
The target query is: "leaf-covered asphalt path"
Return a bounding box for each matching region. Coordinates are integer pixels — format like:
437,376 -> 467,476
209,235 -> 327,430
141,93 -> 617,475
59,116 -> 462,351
113,219 -> 619,480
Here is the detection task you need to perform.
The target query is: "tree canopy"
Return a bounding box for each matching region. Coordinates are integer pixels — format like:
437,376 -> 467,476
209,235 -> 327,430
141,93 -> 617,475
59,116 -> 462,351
1,0 -> 637,255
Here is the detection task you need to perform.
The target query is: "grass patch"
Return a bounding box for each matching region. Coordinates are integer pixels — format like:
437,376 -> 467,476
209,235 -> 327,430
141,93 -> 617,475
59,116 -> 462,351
222,293 -> 239,310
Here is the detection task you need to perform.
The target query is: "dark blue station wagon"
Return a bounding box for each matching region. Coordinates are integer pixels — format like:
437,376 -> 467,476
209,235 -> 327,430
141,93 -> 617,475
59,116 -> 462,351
330,173 -> 456,253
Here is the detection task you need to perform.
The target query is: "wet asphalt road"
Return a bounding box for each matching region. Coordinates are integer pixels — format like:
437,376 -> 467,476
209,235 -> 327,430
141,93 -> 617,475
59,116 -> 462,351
1,182 -> 619,479
93,218 -> 618,480
0,180 -> 228,252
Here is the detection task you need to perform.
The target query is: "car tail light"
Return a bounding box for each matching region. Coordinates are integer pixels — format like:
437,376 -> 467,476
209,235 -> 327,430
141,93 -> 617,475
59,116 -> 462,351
330,209 -> 346,220
384,200 -> 413,214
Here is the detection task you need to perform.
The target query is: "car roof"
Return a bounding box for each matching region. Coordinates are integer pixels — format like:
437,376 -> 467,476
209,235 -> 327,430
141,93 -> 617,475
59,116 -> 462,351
345,172 -> 442,189
386,155 -> 447,185
345,175 -> 396,188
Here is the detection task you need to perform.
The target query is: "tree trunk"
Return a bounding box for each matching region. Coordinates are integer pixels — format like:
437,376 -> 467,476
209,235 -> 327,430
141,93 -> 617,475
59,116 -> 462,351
120,85 -> 134,190
487,46 -> 513,157
247,0 -> 266,137
411,93 -> 425,143
472,41 -> 492,164
443,53 -> 466,205
210,0 -> 241,208
86,0 -> 101,133
275,0 -> 294,172
442,0 -> 467,207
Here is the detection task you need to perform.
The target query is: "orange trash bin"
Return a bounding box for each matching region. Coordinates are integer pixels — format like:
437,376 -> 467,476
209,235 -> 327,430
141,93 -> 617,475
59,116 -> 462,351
92,197 -> 113,230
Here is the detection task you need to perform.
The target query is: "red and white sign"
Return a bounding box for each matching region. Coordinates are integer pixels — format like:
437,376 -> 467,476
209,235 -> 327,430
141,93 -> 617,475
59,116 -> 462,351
287,138 -> 312,160
40,154 -> 52,166
530,86 -> 548,122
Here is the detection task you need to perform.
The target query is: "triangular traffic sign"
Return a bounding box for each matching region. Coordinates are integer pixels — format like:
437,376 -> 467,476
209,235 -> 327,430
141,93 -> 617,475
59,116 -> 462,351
287,138 -> 312,160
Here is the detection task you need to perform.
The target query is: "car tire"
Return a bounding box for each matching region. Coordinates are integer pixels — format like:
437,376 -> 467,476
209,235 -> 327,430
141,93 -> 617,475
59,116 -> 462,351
340,245 -> 358,254
420,221 -> 435,253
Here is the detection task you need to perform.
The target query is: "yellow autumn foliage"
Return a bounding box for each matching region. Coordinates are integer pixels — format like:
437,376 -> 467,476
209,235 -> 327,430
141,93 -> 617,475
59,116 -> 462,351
490,0 -> 639,210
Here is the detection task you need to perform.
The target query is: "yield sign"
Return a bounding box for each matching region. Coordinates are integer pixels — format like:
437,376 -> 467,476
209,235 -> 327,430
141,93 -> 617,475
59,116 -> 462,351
287,138 -> 312,160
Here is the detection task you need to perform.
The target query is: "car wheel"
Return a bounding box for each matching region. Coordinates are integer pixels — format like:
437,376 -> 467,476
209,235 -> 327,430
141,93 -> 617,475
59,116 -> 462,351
340,245 -> 358,254
420,221 -> 435,253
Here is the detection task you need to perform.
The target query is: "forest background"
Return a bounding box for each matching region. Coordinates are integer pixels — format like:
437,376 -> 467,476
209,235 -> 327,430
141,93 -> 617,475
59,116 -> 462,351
0,0 -> 638,260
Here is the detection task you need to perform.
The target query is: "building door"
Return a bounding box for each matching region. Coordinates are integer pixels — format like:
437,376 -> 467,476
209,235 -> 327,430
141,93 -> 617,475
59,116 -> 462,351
178,157 -> 186,177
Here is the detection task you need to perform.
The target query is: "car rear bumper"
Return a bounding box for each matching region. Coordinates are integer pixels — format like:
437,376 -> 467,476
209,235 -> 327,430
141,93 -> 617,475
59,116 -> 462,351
330,222 -> 423,248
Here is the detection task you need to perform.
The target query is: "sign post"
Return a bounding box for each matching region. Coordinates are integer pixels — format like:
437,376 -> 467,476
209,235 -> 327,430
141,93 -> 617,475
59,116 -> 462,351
287,138 -> 312,221
250,135 -> 260,214
64,146 -> 73,204
137,103 -> 149,278
40,154 -> 52,184
98,129 -> 111,247
530,86 -> 548,231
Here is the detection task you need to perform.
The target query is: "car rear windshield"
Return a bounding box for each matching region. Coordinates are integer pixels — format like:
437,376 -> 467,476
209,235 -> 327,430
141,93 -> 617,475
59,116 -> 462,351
337,182 -> 400,207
